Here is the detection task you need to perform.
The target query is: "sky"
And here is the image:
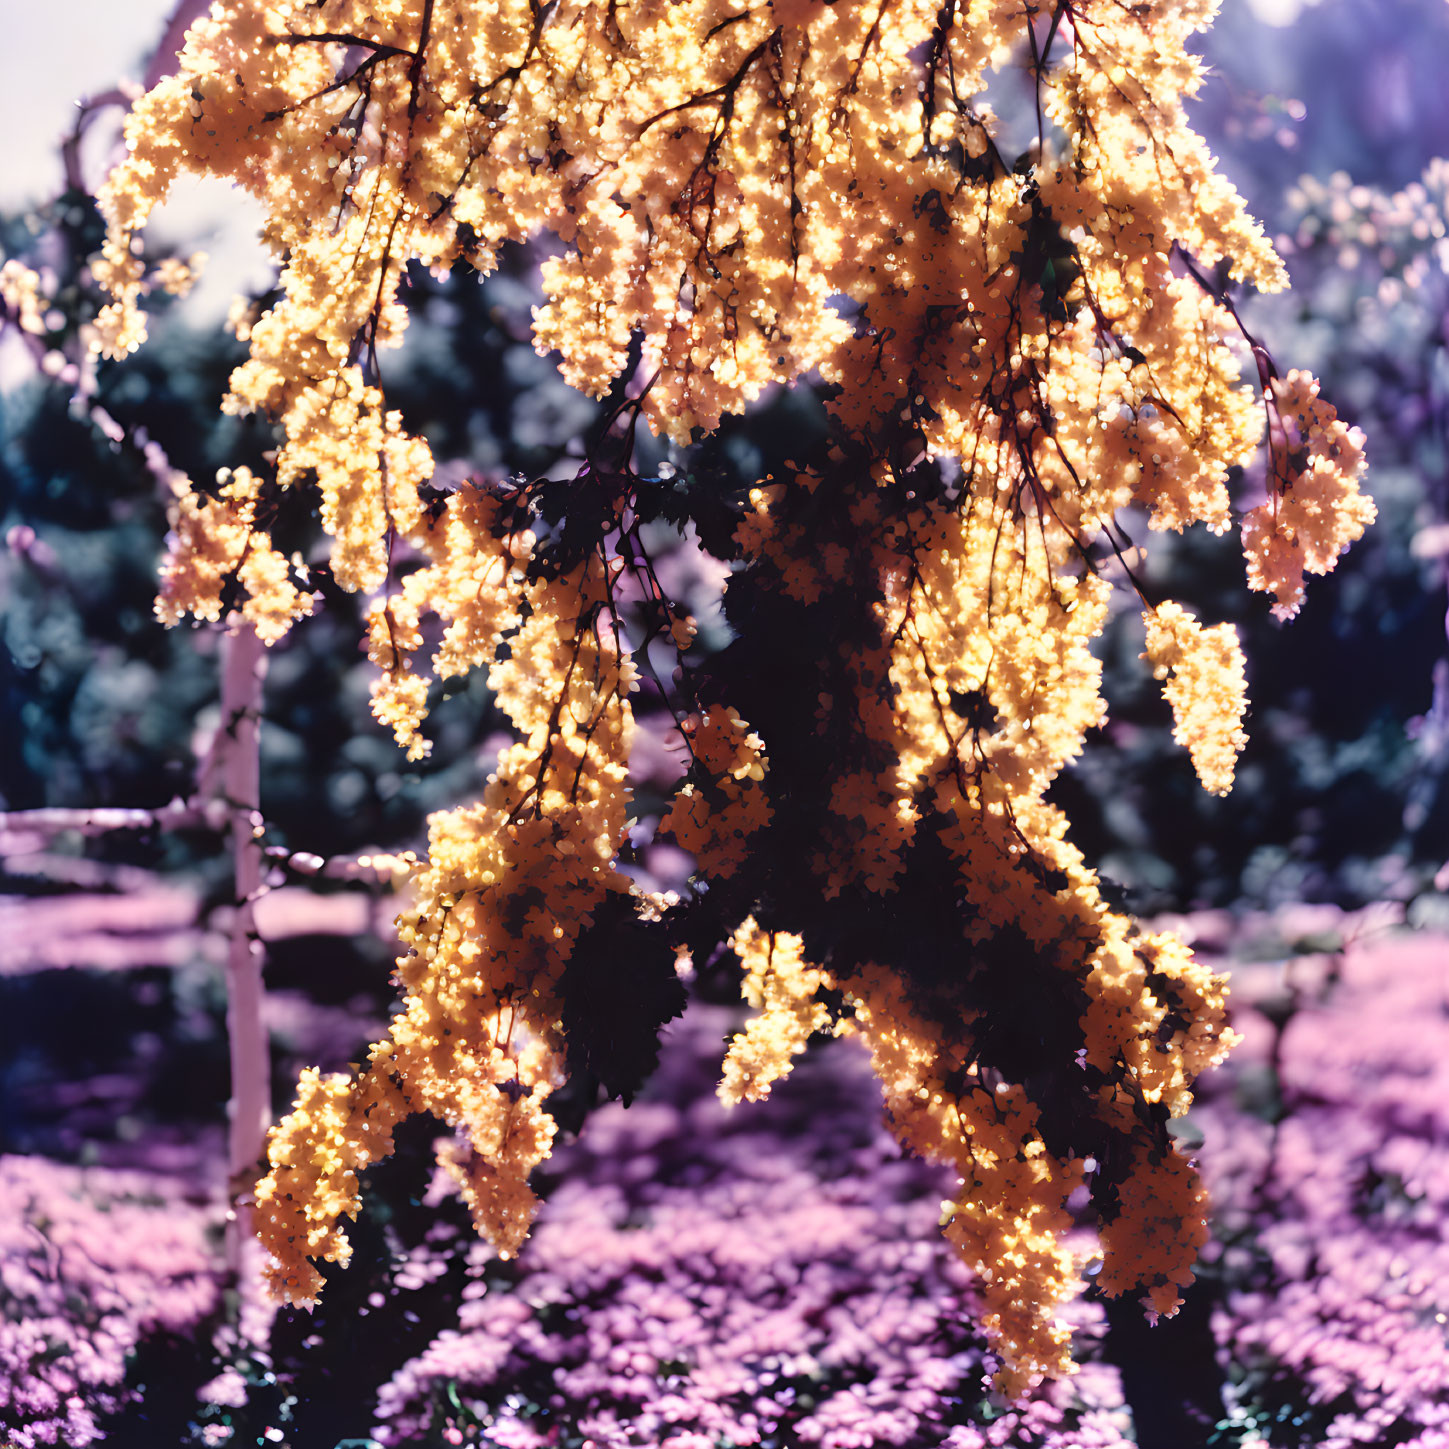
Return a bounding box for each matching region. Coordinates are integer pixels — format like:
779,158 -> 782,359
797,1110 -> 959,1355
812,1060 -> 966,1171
1,0 -> 269,325
3,0 -> 1318,204
2,1 -> 175,210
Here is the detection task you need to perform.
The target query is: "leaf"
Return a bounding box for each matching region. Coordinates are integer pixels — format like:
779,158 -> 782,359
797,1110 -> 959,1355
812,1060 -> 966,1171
559,892 -> 688,1105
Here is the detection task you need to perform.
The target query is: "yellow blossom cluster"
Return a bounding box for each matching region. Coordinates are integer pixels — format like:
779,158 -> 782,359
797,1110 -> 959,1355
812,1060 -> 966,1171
153,252 -> 207,299
714,916 -> 1230,1394
364,489 -> 532,759
157,466 -> 315,643
837,964 -> 1086,1401
657,707 -> 772,880
713,470 -> 1239,1389
1142,601 -> 1249,796
101,0 -> 1372,1393
1244,369 -> 1376,619
0,259 -> 48,335
255,547 -> 638,1300
719,919 -> 833,1105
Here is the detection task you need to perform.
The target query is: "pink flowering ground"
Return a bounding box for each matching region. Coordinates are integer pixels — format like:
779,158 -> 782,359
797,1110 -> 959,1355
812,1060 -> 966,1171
5,921 -> 1448,1447
372,1003 -> 1131,1449
1195,922 -> 1449,1447
0,1156 -> 219,1447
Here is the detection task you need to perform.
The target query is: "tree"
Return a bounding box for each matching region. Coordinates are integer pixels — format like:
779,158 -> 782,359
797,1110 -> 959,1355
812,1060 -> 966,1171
81,0 -> 1372,1398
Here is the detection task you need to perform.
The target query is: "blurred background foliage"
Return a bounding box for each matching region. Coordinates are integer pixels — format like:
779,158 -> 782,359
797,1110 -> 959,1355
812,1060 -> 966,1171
1050,0 -> 1449,917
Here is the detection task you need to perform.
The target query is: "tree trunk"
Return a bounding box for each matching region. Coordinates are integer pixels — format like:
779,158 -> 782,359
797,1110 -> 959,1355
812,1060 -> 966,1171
220,622 -> 271,1325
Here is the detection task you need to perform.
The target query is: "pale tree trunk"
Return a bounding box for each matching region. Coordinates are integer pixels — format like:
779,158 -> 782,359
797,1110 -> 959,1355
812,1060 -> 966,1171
219,621 -> 272,1332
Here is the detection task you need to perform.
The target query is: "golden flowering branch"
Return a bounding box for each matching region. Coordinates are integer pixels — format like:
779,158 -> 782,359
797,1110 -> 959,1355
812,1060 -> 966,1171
89,0 -> 1377,1395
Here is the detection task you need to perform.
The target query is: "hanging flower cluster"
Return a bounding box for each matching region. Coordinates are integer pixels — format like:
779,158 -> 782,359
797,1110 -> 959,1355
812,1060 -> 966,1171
97,0 -> 1372,1393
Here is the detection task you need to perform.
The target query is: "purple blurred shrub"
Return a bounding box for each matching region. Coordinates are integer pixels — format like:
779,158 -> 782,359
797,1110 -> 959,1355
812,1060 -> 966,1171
1197,930 -> 1449,1446
0,1155 -> 219,1447
373,1006 -> 1130,1448
1277,160 -> 1449,477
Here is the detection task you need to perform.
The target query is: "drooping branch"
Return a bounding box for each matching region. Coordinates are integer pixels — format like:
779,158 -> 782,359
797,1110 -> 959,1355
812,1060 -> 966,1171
86,0 -> 1376,1399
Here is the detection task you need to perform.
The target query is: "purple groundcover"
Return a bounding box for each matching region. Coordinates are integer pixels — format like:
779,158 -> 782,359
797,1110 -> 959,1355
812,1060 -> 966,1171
370,1002 -> 1128,1448
1196,925 -> 1449,1448
3,920 -> 1447,1445
0,1157 -> 218,1447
